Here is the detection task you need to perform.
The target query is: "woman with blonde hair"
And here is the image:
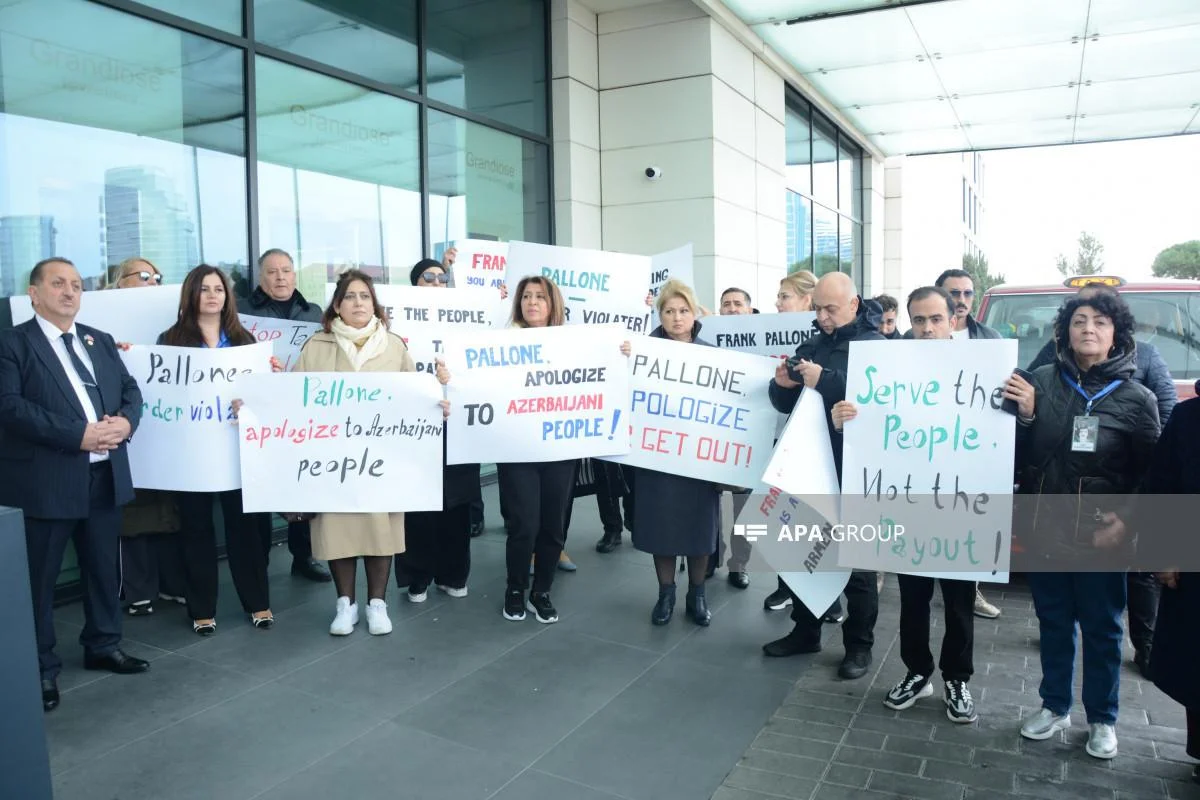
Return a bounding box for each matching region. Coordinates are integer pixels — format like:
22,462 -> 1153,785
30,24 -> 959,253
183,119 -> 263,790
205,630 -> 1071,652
108,257 -> 164,289
630,279 -> 721,626
776,270 -> 817,313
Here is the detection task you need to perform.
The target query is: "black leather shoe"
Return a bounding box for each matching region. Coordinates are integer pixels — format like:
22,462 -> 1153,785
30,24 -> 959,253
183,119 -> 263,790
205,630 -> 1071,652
596,530 -> 622,554
727,571 -> 750,590
651,585 -> 676,625
762,630 -> 821,657
1134,648 -> 1151,679
84,649 -> 150,674
469,520 -> 485,538
41,678 -> 59,712
292,557 -> 332,582
685,585 -> 711,627
838,650 -> 872,680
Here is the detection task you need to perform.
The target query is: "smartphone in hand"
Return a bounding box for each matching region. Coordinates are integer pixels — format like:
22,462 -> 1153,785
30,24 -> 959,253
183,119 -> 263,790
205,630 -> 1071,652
1001,367 -> 1034,416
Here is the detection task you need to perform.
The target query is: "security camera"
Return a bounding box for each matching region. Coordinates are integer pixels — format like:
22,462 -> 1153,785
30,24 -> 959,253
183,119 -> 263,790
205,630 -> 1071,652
645,166 -> 663,180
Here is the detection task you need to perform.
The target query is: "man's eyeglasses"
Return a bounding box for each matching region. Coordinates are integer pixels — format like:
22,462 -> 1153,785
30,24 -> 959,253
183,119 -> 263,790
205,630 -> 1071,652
123,271 -> 162,284
947,289 -> 974,299
420,271 -> 450,284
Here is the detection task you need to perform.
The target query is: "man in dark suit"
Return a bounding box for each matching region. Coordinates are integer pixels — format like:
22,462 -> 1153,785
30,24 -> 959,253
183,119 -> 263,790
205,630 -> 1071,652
0,258 -> 150,712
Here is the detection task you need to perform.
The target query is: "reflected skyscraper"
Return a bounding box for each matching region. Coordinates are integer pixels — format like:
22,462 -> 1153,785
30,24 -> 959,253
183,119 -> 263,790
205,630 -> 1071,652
103,167 -> 199,284
0,215 -> 57,296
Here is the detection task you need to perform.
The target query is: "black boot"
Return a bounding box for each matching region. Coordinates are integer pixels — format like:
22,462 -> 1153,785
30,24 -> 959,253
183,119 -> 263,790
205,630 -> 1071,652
763,625 -> 821,657
596,529 -> 622,553
651,584 -> 676,625
685,584 -> 711,627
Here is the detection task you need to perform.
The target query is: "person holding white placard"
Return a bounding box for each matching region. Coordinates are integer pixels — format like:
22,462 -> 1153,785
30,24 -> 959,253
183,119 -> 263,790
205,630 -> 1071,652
159,266 -> 274,636
714,287 -> 756,590
630,279 -> 721,627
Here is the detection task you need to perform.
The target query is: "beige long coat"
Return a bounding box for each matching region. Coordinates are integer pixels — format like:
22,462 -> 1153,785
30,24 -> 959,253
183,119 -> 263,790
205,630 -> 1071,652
293,330 -> 415,560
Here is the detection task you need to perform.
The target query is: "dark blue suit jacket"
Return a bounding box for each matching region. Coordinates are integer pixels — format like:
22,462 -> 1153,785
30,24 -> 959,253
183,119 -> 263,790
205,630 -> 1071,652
0,318 -> 142,519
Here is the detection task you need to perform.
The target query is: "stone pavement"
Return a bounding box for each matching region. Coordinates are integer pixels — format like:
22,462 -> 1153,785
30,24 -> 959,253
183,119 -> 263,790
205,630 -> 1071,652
715,575 -> 1200,800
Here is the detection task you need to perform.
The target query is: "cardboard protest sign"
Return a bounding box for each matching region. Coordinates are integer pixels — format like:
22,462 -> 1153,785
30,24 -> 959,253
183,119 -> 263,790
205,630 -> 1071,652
451,239 -> 508,290
235,372 -> 444,513
239,315 -> 321,372
505,242 -> 653,334
10,285 -> 182,345
701,312 -> 817,360
837,339 -> 1018,581
367,285 -> 499,376
442,325 -> 630,464
649,244 -> 694,299
601,336 -> 778,487
121,342 -> 274,491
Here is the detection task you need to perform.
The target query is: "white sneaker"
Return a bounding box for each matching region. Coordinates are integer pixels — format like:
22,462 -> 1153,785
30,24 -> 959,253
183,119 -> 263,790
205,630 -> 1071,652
973,587 -> 1001,619
1085,723 -> 1118,759
436,584 -> 468,598
329,596 -> 358,636
366,599 -> 392,635
1020,708 -> 1071,740
407,587 -> 428,603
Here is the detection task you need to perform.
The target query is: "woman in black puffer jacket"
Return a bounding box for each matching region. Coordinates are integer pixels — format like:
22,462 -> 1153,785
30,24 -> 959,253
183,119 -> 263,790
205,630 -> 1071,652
1007,290 -> 1159,761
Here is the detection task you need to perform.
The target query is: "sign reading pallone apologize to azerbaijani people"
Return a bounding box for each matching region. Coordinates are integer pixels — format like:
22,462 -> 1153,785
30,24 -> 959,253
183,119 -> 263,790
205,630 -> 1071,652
121,342 -> 274,492
234,372 -> 445,513
601,337 -> 779,487
837,339 -> 1018,581
442,325 -> 631,464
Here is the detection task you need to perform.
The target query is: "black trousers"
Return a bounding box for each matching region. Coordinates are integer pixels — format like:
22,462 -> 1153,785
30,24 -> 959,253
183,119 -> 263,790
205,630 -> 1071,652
1126,570 -> 1160,654
25,461 -> 122,679
120,533 -> 187,604
788,569 -> 878,653
565,461 -> 624,535
898,574 -> 975,682
397,504 -> 471,590
716,490 -> 754,571
176,491 -> 270,620
287,519 -> 313,561
499,460 -> 575,593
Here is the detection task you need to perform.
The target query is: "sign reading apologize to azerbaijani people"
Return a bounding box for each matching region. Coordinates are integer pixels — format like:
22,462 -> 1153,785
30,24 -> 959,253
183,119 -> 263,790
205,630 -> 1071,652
837,339 -> 1018,581
239,315 -> 321,372
601,337 -> 779,487
10,284 -> 182,346
451,239 -> 508,289
442,325 -> 631,464
235,372 -> 445,513
505,241 -> 653,334
121,342 -> 274,492
701,312 -> 818,360
649,244 -> 694,299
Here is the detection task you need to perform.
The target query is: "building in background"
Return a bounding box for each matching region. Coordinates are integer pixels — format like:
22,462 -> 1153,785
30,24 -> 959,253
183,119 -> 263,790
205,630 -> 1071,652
0,215 -> 57,296
103,168 -> 199,285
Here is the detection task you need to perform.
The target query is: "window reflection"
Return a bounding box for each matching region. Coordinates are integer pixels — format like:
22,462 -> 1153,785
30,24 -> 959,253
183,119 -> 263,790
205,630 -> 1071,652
785,103 -> 812,195
785,191 -> 811,272
811,115 -> 838,207
136,0 -> 243,35
255,56 -> 421,299
0,0 -> 248,297
839,138 -> 861,219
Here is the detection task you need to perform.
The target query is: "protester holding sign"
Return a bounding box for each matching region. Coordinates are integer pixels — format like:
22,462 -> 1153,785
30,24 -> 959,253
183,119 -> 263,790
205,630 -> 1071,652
714,288 -> 756,590
761,273 -> 883,680
395,259 -> 480,603
237,248 -> 331,584
1012,291 -> 1160,760
160,266 -> 275,635
775,271 -> 816,313
293,270 -> 442,637
629,280 -> 721,627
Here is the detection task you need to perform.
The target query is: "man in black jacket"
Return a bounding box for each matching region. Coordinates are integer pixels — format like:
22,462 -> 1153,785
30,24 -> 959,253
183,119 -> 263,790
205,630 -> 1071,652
237,249 -> 330,583
761,272 -> 883,680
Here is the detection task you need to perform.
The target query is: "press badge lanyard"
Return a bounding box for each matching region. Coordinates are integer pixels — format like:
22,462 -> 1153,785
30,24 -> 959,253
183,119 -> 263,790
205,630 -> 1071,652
1059,372 -> 1123,415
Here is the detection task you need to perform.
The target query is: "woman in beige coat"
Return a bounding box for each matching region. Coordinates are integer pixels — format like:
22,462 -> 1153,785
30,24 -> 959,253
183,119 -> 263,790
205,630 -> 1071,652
293,269 -> 446,636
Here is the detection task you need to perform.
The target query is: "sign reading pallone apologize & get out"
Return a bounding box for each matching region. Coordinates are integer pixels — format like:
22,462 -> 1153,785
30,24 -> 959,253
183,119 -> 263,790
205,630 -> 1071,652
601,337 -> 779,487
443,325 -> 631,464
235,372 -> 445,513
121,342 -> 274,492
837,339 -> 1018,582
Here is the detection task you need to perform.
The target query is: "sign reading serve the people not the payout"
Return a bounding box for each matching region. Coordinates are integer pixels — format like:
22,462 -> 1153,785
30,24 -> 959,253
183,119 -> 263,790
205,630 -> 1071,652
837,339 -> 1018,582
442,325 -> 631,464
235,372 -> 445,513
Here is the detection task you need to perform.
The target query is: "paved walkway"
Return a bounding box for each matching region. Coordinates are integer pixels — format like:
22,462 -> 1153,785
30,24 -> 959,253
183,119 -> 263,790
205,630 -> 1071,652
716,576 -> 1200,800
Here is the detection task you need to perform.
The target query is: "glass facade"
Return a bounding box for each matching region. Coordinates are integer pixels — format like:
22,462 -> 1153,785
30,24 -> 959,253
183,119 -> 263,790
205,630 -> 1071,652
783,90 -> 863,286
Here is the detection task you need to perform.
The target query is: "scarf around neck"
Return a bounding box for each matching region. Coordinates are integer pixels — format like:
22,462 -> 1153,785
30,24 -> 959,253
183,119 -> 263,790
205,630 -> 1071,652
329,315 -> 388,370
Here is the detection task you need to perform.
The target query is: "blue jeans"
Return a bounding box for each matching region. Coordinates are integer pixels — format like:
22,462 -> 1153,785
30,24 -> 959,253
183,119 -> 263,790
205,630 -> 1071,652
1028,572 -> 1126,724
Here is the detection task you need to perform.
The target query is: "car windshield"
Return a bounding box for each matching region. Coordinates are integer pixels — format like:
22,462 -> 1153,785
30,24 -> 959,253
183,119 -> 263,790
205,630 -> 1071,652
980,291 -> 1200,379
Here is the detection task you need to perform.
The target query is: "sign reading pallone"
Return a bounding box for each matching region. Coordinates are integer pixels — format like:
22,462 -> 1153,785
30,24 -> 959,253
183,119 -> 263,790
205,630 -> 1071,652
442,325 -> 631,464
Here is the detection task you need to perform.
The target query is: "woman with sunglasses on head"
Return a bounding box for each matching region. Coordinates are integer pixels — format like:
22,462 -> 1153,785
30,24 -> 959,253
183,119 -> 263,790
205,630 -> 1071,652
158,265 -> 276,635
110,258 -> 164,288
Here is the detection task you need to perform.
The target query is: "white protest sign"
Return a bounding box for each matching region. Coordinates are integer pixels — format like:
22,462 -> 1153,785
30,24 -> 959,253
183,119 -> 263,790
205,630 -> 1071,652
505,242 -> 653,334
451,239 -> 508,290
701,312 -> 818,361
601,336 -> 778,487
122,342 -> 274,492
235,372 -> 445,513
443,325 -> 631,464
649,244 -> 694,299
837,339 -> 1017,582
10,285 -> 182,345
239,315 -> 322,372
367,285 -> 499,376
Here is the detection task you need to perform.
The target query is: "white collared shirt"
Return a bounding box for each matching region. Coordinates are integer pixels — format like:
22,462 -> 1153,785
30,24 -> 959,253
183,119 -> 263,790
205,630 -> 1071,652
34,313 -> 108,463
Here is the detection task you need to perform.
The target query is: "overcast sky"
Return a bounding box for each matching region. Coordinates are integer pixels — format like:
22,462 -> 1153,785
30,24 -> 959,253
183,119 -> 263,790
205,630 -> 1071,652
980,134 -> 1200,286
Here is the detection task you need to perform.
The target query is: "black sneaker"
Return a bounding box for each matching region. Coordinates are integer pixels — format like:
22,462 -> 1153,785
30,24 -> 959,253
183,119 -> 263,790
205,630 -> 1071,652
526,591 -> 559,624
764,587 -> 792,611
944,680 -> 977,723
502,589 -> 526,621
883,672 -> 932,710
